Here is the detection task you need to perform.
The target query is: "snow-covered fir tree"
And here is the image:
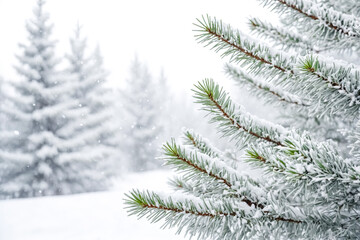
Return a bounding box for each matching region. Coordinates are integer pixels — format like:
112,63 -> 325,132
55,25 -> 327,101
125,0 -> 360,239
63,25 -> 117,181
0,77 -> 5,129
122,56 -> 164,171
0,0 -> 108,198
0,77 -> 13,182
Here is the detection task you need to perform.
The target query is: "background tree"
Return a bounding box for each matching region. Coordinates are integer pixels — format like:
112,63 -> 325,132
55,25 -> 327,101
121,56 -> 164,171
125,0 -> 360,239
63,25 -> 117,182
0,0 -> 108,198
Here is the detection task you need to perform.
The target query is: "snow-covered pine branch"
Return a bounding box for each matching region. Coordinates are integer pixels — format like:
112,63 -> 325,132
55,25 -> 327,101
182,128 -> 223,158
193,78 -> 360,209
259,0 -> 360,49
248,17 -> 319,53
195,16 -> 360,118
225,63 -> 308,107
193,79 -> 287,147
125,189 -> 261,239
297,55 -> 360,117
125,187 -> 328,239
194,15 -> 296,80
246,131 -> 360,206
320,0 -> 360,18
125,0 -> 360,238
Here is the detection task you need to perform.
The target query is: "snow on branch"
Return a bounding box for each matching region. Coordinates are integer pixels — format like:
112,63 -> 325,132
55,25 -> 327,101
193,79 -> 287,147
182,128 -> 240,169
321,0 -> 360,18
182,128 -> 222,158
163,140 -> 233,188
248,17 -> 319,53
167,175 -> 227,198
125,188 -> 303,239
298,55 -> 360,117
194,16 -> 360,119
246,130 -> 360,208
194,15 -> 296,79
162,140 -> 267,208
260,0 -> 360,48
225,64 -> 309,107
125,189 -> 257,239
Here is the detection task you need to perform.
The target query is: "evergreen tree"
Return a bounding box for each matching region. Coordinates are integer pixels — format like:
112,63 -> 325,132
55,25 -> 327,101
0,77 -> 6,129
156,68 -> 173,143
0,77 -> 13,181
63,25 -> 116,182
125,0 -> 360,239
122,57 -> 163,171
0,0 -> 107,198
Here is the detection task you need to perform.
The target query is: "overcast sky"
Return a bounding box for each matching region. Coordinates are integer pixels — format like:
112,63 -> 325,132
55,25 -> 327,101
0,0 -> 274,96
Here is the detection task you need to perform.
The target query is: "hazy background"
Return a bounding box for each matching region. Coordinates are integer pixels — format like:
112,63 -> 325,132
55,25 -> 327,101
0,0 -> 270,94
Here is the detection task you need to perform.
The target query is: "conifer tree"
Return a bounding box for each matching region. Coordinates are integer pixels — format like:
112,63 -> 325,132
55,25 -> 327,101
63,25 -> 116,182
125,0 -> 360,238
0,77 -> 5,129
122,57 -> 163,171
0,0 -> 108,198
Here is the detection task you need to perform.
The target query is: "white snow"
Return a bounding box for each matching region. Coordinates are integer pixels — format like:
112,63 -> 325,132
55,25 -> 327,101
0,170 -> 188,240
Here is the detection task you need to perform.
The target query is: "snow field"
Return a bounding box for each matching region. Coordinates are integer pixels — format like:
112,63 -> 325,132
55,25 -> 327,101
0,170 -> 188,240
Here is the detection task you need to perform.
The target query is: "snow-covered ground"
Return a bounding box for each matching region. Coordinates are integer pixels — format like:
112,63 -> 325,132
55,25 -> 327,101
0,170 -> 188,240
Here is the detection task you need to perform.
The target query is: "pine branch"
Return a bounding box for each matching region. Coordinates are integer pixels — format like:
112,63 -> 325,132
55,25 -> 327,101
193,79 -> 286,147
249,17 -> 319,53
126,190 -> 234,217
194,15 -> 296,79
123,1 -> 360,238
192,79 -> 360,207
125,189 -> 302,226
182,128 -> 221,158
167,175 -> 223,197
299,56 -> 345,89
194,16 -> 360,118
246,147 -> 288,174
298,55 -> 360,117
225,64 -> 309,107
321,0 -> 360,18
182,128 -> 240,169
163,140 -> 231,188
277,0 -> 357,37
260,0 -> 360,48
162,140 -> 267,209
164,141 -> 274,212
167,175 -> 245,199
246,132 -> 360,208
125,189 -> 255,239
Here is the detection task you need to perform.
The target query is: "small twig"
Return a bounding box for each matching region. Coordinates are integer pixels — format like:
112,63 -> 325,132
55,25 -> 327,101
207,92 -> 284,147
205,27 -> 293,74
307,68 -> 349,94
142,203 -> 302,223
172,151 -> 265,209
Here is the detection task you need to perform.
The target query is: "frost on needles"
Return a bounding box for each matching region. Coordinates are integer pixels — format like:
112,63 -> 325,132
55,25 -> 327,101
125,0 -> 360,239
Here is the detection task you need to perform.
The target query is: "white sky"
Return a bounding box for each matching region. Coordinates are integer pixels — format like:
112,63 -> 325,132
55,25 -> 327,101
0,0 -> 272,96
